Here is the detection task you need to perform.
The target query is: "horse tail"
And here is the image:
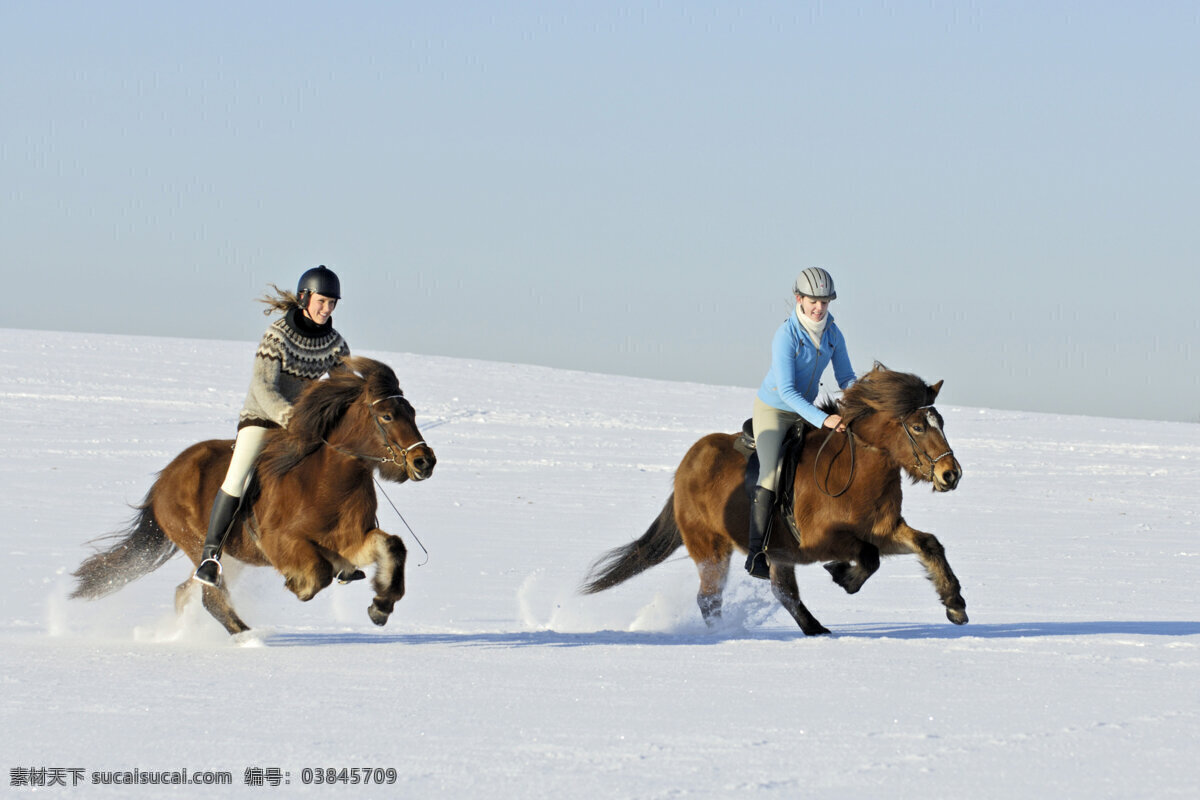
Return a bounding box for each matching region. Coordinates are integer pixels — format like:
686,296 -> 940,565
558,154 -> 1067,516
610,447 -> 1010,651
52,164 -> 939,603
70,489 -> 179,600
582,494 -> 683,594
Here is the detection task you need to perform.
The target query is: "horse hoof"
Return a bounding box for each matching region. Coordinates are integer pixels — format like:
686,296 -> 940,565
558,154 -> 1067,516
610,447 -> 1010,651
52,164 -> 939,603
823,561 -> 862,593
232,630 -> 263,646
947,608 -> 968,625
367,604 -> 390,626
802,624 -> 832,636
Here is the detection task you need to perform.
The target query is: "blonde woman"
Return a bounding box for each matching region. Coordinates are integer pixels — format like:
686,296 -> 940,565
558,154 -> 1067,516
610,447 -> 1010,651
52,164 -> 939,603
194,265 -> 351,586
747,267 -> 856,579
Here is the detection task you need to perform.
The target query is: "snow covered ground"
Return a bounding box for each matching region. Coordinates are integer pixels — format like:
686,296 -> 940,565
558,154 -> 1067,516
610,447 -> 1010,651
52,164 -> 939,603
2,329 -> 1198,798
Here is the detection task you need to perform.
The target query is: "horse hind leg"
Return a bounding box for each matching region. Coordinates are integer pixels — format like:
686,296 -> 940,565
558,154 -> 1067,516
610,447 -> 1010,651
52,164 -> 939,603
202,584 -> 251,635
771,568 -> 830,636
823,540 -> 881,595
364,530 -> 407,626
696,551 -> 731,625
174,575 -> 250,635
677,511 -> 733,626
175,577 -> 195,616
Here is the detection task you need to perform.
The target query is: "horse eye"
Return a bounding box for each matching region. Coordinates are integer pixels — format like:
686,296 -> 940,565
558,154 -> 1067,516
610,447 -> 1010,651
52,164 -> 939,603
911,423 -> 925,433
381,414 -> 394,423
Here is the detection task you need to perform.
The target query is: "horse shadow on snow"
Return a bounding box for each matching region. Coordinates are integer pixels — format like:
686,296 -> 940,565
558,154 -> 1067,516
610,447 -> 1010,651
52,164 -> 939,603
257,619 -> 1200,648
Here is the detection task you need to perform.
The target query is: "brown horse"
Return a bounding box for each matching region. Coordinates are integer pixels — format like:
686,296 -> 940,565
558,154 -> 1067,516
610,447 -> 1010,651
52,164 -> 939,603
70,356 -> 436,635
583,364 -> 966,635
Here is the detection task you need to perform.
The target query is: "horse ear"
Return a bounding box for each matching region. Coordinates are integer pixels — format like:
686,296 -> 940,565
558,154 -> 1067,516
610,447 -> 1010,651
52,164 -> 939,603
340,355 -> 367,378
929,380 -> 943,401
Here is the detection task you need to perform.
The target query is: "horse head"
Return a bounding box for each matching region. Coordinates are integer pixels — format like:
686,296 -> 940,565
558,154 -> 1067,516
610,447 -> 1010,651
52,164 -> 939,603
280,356 -> 436,483
341,356 -> 436,483
840,363 -> 961,492
897,395 -> 961,492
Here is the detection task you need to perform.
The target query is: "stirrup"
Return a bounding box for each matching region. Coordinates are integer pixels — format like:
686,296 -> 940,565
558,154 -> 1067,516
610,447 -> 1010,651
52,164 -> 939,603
193,557 -> 223,587
746,551 -> 771,580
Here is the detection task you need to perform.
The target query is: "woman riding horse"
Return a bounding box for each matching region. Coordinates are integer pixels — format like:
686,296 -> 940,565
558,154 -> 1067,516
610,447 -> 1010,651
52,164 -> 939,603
747,267 -> 857,578
71,354 -> 436,635
194,265 -> 352,587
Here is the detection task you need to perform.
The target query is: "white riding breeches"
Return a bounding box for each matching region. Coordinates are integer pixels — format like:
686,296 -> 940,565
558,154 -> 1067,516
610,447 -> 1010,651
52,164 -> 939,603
219,426 -> 270,498
752,397 -> 800,492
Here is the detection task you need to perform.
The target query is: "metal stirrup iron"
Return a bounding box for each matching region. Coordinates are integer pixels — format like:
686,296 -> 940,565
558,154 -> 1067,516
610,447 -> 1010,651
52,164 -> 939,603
194,556 -> 223,586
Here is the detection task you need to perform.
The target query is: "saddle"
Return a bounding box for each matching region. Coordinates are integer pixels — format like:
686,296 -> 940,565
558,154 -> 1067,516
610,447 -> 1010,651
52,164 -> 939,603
738,418 -> 812,545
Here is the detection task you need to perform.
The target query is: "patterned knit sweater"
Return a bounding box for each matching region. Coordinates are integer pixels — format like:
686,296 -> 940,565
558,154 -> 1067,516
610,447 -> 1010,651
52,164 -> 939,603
238,307 -> 351,430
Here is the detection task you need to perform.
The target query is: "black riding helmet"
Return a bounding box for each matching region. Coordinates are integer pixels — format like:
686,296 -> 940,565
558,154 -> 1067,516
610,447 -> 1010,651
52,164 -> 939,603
297,265 -> 342,305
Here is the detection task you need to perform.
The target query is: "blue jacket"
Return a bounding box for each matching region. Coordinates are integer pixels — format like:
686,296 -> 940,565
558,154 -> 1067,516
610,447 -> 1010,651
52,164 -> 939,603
757,311 -> 856,428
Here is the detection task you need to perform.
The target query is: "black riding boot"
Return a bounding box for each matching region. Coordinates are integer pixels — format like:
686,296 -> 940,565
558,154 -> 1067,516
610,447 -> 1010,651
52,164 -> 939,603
744,486 -> 775,580
193,490 -> 240,587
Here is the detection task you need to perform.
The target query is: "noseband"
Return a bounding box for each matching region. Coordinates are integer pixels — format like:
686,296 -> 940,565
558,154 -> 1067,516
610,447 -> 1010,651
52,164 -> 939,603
322,394 -> 427,471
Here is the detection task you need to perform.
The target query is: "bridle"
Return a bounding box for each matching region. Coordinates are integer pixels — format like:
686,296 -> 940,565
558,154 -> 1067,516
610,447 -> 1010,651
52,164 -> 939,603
322,394 -> 427,471
814,404 -> 954,494
901,404 -> 955,482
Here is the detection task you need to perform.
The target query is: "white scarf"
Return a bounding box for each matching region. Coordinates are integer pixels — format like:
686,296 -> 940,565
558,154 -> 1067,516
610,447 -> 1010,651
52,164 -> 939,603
795,302 -> 828,349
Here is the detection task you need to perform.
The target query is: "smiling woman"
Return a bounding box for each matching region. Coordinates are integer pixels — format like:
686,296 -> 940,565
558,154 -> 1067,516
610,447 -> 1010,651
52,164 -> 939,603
745,267 -> 858,579
192,264 -> 351,587
295,265 -> 341,325
583,363 -> 966,636
70,355 -> 436,635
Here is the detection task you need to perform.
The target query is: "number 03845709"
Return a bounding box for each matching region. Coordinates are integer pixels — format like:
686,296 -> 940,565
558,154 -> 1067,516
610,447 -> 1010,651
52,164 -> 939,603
300,768 -> 398,785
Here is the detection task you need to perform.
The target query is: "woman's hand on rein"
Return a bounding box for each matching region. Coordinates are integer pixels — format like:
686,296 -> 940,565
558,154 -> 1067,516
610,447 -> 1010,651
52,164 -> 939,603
823,414 -> 847,433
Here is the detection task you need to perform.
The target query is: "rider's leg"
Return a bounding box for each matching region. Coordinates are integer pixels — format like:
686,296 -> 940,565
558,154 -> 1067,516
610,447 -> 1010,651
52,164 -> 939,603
745,399 -> 796,579
194,426 -> 268,586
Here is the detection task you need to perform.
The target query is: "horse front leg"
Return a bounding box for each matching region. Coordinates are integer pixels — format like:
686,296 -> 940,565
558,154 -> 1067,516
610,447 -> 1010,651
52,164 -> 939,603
822,540 -> 881,594
891,519 -> 968,625
364,529 -> 407,626
771,567 -> 830,636
281,544 -> 335,602
310,543 -> 367,584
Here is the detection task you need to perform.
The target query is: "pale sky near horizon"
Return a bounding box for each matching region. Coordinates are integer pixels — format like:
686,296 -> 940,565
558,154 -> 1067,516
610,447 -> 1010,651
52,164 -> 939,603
4,1 -> 1197,422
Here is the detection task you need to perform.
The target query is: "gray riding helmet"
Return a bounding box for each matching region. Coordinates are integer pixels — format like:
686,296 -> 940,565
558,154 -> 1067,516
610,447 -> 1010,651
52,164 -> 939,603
297,265 -> 342,300
793,267 -> 837,300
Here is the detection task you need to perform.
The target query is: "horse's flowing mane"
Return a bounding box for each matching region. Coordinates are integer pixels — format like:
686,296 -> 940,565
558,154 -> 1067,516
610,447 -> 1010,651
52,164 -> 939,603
259,356 -> 404,478
832,362 -> 938,424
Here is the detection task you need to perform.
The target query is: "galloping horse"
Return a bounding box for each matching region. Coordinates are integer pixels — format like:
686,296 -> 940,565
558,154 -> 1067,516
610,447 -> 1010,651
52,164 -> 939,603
71,356 -> 436,635
583,364 -> 966,635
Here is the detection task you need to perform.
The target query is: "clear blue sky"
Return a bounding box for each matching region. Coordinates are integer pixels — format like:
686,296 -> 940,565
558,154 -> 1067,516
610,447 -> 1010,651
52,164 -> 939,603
4,1 -> 1197,422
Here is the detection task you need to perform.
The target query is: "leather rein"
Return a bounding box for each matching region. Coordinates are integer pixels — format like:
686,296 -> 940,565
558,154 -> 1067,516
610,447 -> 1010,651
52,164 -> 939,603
814,425 -> 856,498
